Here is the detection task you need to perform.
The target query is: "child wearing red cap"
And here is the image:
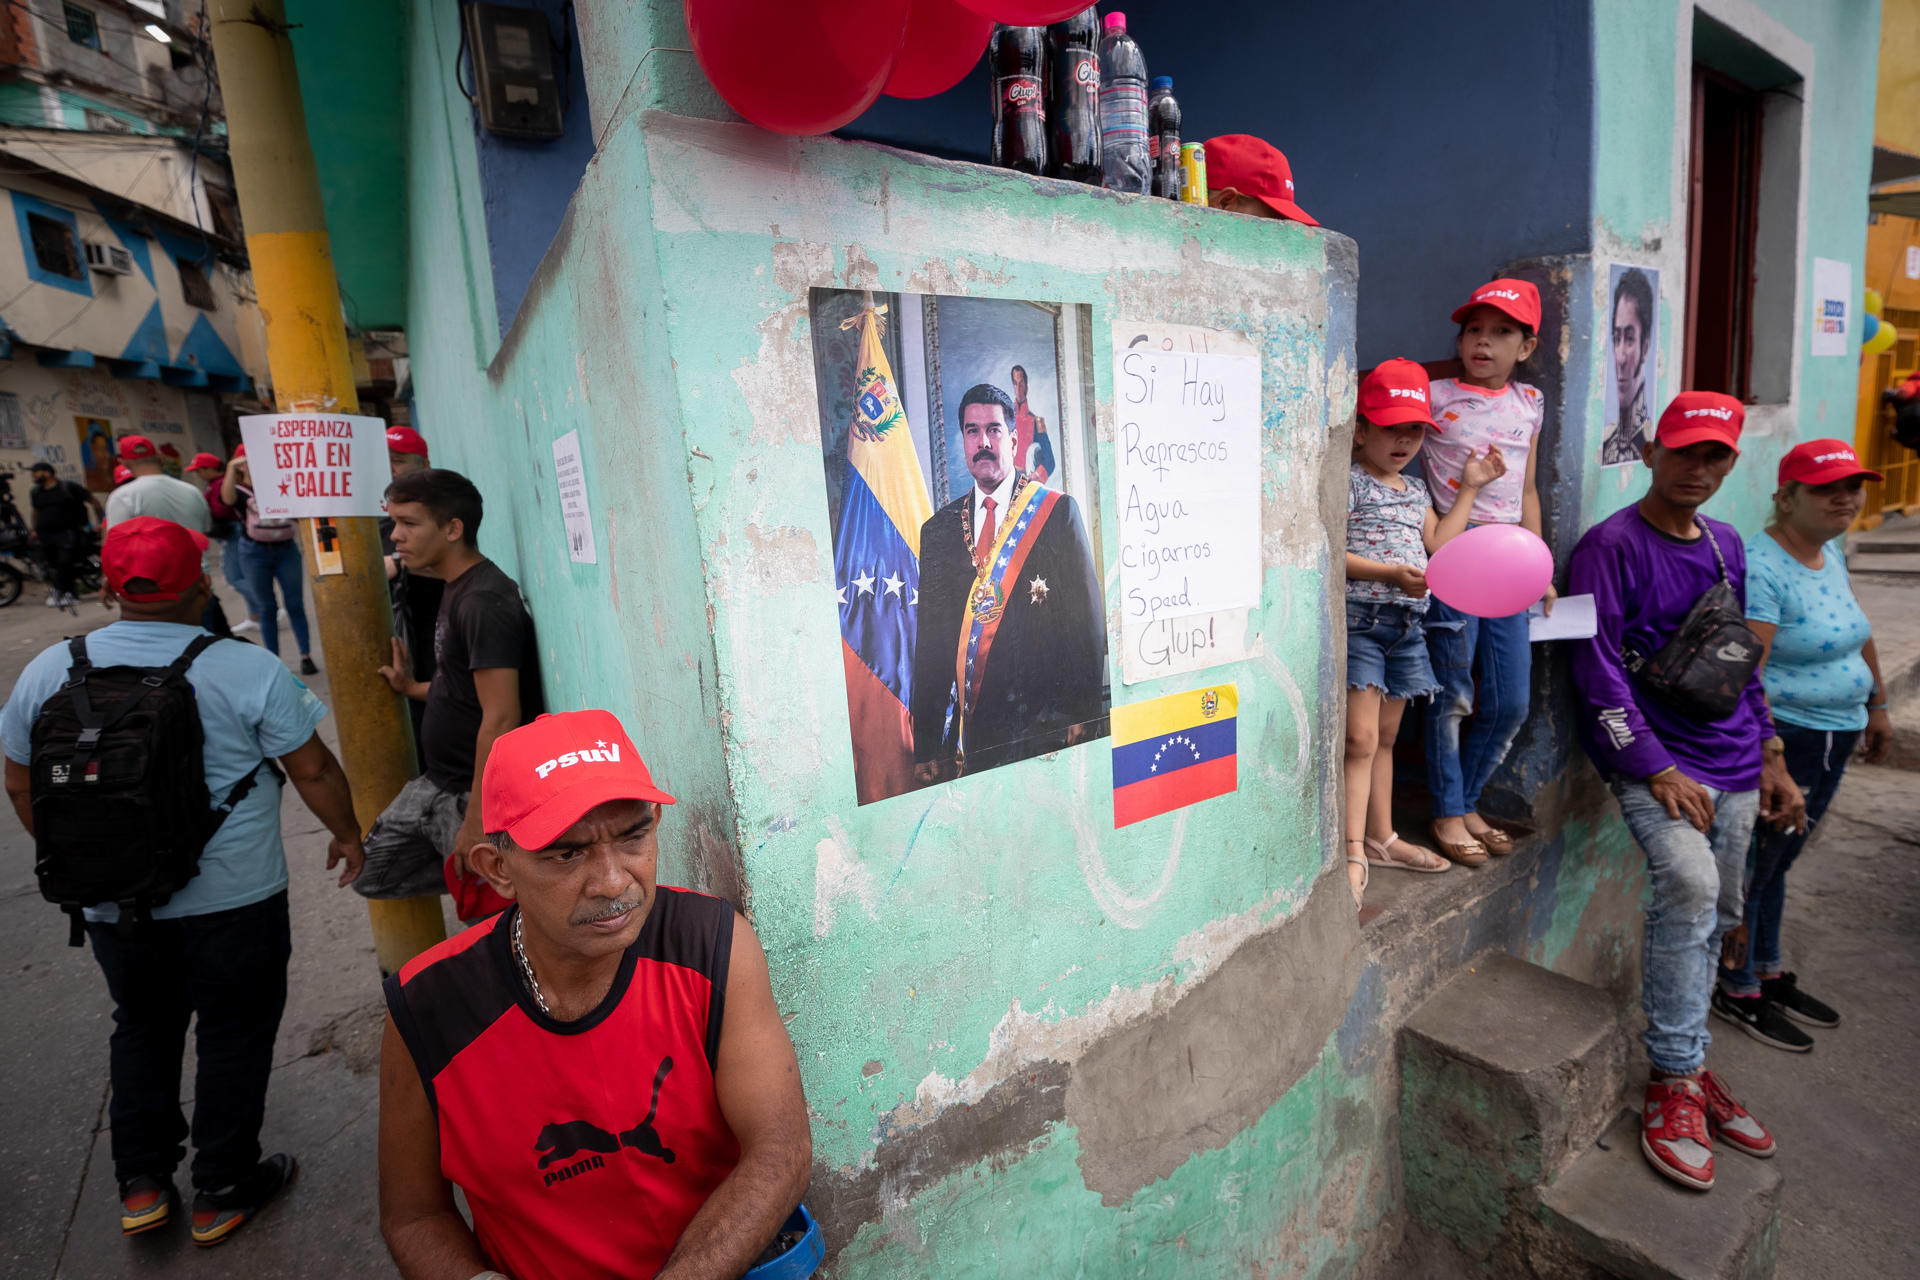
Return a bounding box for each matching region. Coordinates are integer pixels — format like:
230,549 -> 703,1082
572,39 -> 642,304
1420,278 -> 1555,864
1343,359 -> 1507,908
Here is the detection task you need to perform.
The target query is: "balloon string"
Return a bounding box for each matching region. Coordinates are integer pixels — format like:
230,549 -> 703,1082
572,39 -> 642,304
595,46 -> 696,151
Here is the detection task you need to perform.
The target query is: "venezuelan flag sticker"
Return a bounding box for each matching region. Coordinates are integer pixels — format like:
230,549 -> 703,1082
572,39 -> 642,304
1110,684 -> 1238,828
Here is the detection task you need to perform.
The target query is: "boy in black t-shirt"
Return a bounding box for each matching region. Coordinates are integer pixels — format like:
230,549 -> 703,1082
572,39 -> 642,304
360,469 -> 543,918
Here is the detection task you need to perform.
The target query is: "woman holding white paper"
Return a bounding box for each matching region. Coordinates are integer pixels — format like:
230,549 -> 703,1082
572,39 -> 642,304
1711,440 -> 1892,1053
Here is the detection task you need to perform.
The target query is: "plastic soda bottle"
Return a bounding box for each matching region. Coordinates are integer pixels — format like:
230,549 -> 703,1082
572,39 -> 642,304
1097,12 -> 1149,193
1046,7 -> 1101,184
1148,76 -> 1180,199
990,25 -> 1048,174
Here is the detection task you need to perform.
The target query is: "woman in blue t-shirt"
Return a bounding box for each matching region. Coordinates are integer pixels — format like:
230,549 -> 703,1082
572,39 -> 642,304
1715,441 -> 1894,1053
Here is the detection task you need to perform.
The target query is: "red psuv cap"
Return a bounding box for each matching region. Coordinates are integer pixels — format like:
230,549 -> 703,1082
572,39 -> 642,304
1358,358 -> 1438,429
102,516 -> 209,602
117,434 -> 158,461
1450,278 -> 1541,331
482,710 -> 675,851
1778,438 -> 1882,486
1204,135 -> 1318,226
386,426 -> 429,458
1656,390 -> 1745,453
186,452 -> 224,472
112,465 -> 133,486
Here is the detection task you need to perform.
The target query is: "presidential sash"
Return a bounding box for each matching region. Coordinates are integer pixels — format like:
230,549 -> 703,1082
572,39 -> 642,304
953,476 -> 1061,772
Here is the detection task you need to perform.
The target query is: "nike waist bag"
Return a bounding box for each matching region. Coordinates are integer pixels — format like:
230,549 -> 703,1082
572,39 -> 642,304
29,633 -> 271,945
1625,522 -> 1762,723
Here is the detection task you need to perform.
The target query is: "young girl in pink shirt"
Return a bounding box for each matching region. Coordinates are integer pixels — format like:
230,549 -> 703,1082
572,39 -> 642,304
1420,279 -> 1557,865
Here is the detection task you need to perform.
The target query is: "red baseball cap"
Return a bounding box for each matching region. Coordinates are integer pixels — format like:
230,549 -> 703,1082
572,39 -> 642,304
117,434 -> 158,461
112,464 -> 133,486
1358,358 -> 1438,429
186,451 -> 224,472
1204,135 -> 1318,226
102,516 -> 210,602
233,443 -> 246,459
1656,390 -> 1745,453
1778,438 -> 1882,486
386,426 -> 429,458
482,710 -> 676,851
1450,278 -> 1542,331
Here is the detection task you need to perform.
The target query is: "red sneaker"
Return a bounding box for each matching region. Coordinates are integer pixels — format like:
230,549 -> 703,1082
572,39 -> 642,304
1641,1077 -> 1714,1189
1699,1070 -> 1775,1158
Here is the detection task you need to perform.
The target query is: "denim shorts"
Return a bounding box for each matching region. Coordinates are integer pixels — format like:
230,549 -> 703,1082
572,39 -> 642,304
1346,600 -> 1440,701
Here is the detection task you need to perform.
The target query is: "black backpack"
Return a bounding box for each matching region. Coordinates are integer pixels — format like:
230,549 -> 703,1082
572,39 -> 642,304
30,634 -> 277,945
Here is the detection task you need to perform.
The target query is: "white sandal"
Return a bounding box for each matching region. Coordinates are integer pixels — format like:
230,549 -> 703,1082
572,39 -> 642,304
1345,840 -> 1369,909
1364,831 -> 1452,873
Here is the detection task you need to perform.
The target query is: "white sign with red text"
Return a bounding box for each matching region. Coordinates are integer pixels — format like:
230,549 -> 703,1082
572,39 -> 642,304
238,413 -> 389,519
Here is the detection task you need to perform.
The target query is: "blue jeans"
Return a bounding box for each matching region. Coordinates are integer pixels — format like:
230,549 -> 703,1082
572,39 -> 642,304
1612,779 -> 1759,1075
1346,600 -> 1440,701
216,533 -> 260,618
236,536 -> 310,658
1721,725 -> 1860,997
1423,597 -> 1531,817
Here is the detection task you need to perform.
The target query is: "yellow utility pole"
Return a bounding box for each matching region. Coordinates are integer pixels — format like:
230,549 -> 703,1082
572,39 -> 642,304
208,0 -> 445,972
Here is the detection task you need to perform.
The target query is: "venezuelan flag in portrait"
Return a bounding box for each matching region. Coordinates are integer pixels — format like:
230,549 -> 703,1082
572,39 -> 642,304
835,304 -> 934,803
1110,685 -> 1238,827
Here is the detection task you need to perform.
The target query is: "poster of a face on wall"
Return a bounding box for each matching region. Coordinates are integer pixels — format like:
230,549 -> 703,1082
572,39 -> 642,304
1601,263 -> 1659,468
809,288 -> 1110,805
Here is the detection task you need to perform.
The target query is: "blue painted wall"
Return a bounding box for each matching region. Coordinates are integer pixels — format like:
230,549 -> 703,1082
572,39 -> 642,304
469,0 -> 596,339
842,0 -> 1595,369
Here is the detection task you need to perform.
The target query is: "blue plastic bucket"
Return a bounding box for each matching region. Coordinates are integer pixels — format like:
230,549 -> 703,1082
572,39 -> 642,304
741,1203 -> 822,1279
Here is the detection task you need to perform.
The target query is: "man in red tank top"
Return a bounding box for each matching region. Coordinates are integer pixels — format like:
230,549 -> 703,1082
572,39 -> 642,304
378,710 -> 812,1279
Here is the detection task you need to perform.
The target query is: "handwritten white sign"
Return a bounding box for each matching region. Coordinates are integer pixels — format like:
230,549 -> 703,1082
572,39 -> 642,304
1113,324 -> 1262,683
551,429 -> 597,564
238,413 -> 388,519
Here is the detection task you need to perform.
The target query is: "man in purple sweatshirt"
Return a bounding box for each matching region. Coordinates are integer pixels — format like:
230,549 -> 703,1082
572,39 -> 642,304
1568,390 -> 1804,1193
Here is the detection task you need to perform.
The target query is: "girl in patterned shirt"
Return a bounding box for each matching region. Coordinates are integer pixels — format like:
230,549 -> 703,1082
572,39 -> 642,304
1345,359 -> 1505,909
1419,278 -> 1557,866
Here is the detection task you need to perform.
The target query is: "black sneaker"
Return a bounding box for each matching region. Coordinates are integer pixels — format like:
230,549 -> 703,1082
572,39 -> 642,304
1711,987 -> 1812,1052
119,1174 -> 177,1235
299,657 -> 320,676
191,1153 -> 297,1247
1761,972 -> 1840,1028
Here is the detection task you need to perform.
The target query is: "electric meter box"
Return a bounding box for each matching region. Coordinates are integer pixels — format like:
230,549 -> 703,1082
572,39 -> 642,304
463,2 -> 565,139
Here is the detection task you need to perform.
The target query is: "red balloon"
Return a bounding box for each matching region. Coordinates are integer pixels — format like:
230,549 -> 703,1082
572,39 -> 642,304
685,0 -> 913,136
956,0 -> 1091,22
884,0 -> 993,99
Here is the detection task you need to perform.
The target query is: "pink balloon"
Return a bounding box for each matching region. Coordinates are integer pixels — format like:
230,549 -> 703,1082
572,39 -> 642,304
685,0 -> 912,136
1425,524 -> 1555,618
956,0 -> 1091,23
885,0 -> 993,99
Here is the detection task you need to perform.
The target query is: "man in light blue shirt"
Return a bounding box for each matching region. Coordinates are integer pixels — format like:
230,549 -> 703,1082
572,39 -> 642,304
2,516 -> 365,1246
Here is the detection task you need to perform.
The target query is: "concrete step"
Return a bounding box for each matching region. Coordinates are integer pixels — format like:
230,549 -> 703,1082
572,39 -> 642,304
1850,538 -> 1920,554
1399,953 -> 1629,1264
1530,1109 -> 1783,1280
1846,551 -> 1920,576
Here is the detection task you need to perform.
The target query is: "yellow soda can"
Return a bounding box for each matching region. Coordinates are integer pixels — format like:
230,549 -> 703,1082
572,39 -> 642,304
1179,142 -> 1208,205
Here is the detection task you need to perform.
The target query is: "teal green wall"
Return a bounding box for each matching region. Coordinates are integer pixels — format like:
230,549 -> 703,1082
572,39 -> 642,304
1586,0 -> 1881,534
286,0 -> 410,329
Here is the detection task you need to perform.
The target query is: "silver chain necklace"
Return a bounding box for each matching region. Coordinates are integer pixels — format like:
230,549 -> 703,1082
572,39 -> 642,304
511,912 -> 552,1016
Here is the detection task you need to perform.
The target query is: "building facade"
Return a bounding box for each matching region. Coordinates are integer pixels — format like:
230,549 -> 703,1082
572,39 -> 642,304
289,1 -> 1879,1274
0,0 -> 263,488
